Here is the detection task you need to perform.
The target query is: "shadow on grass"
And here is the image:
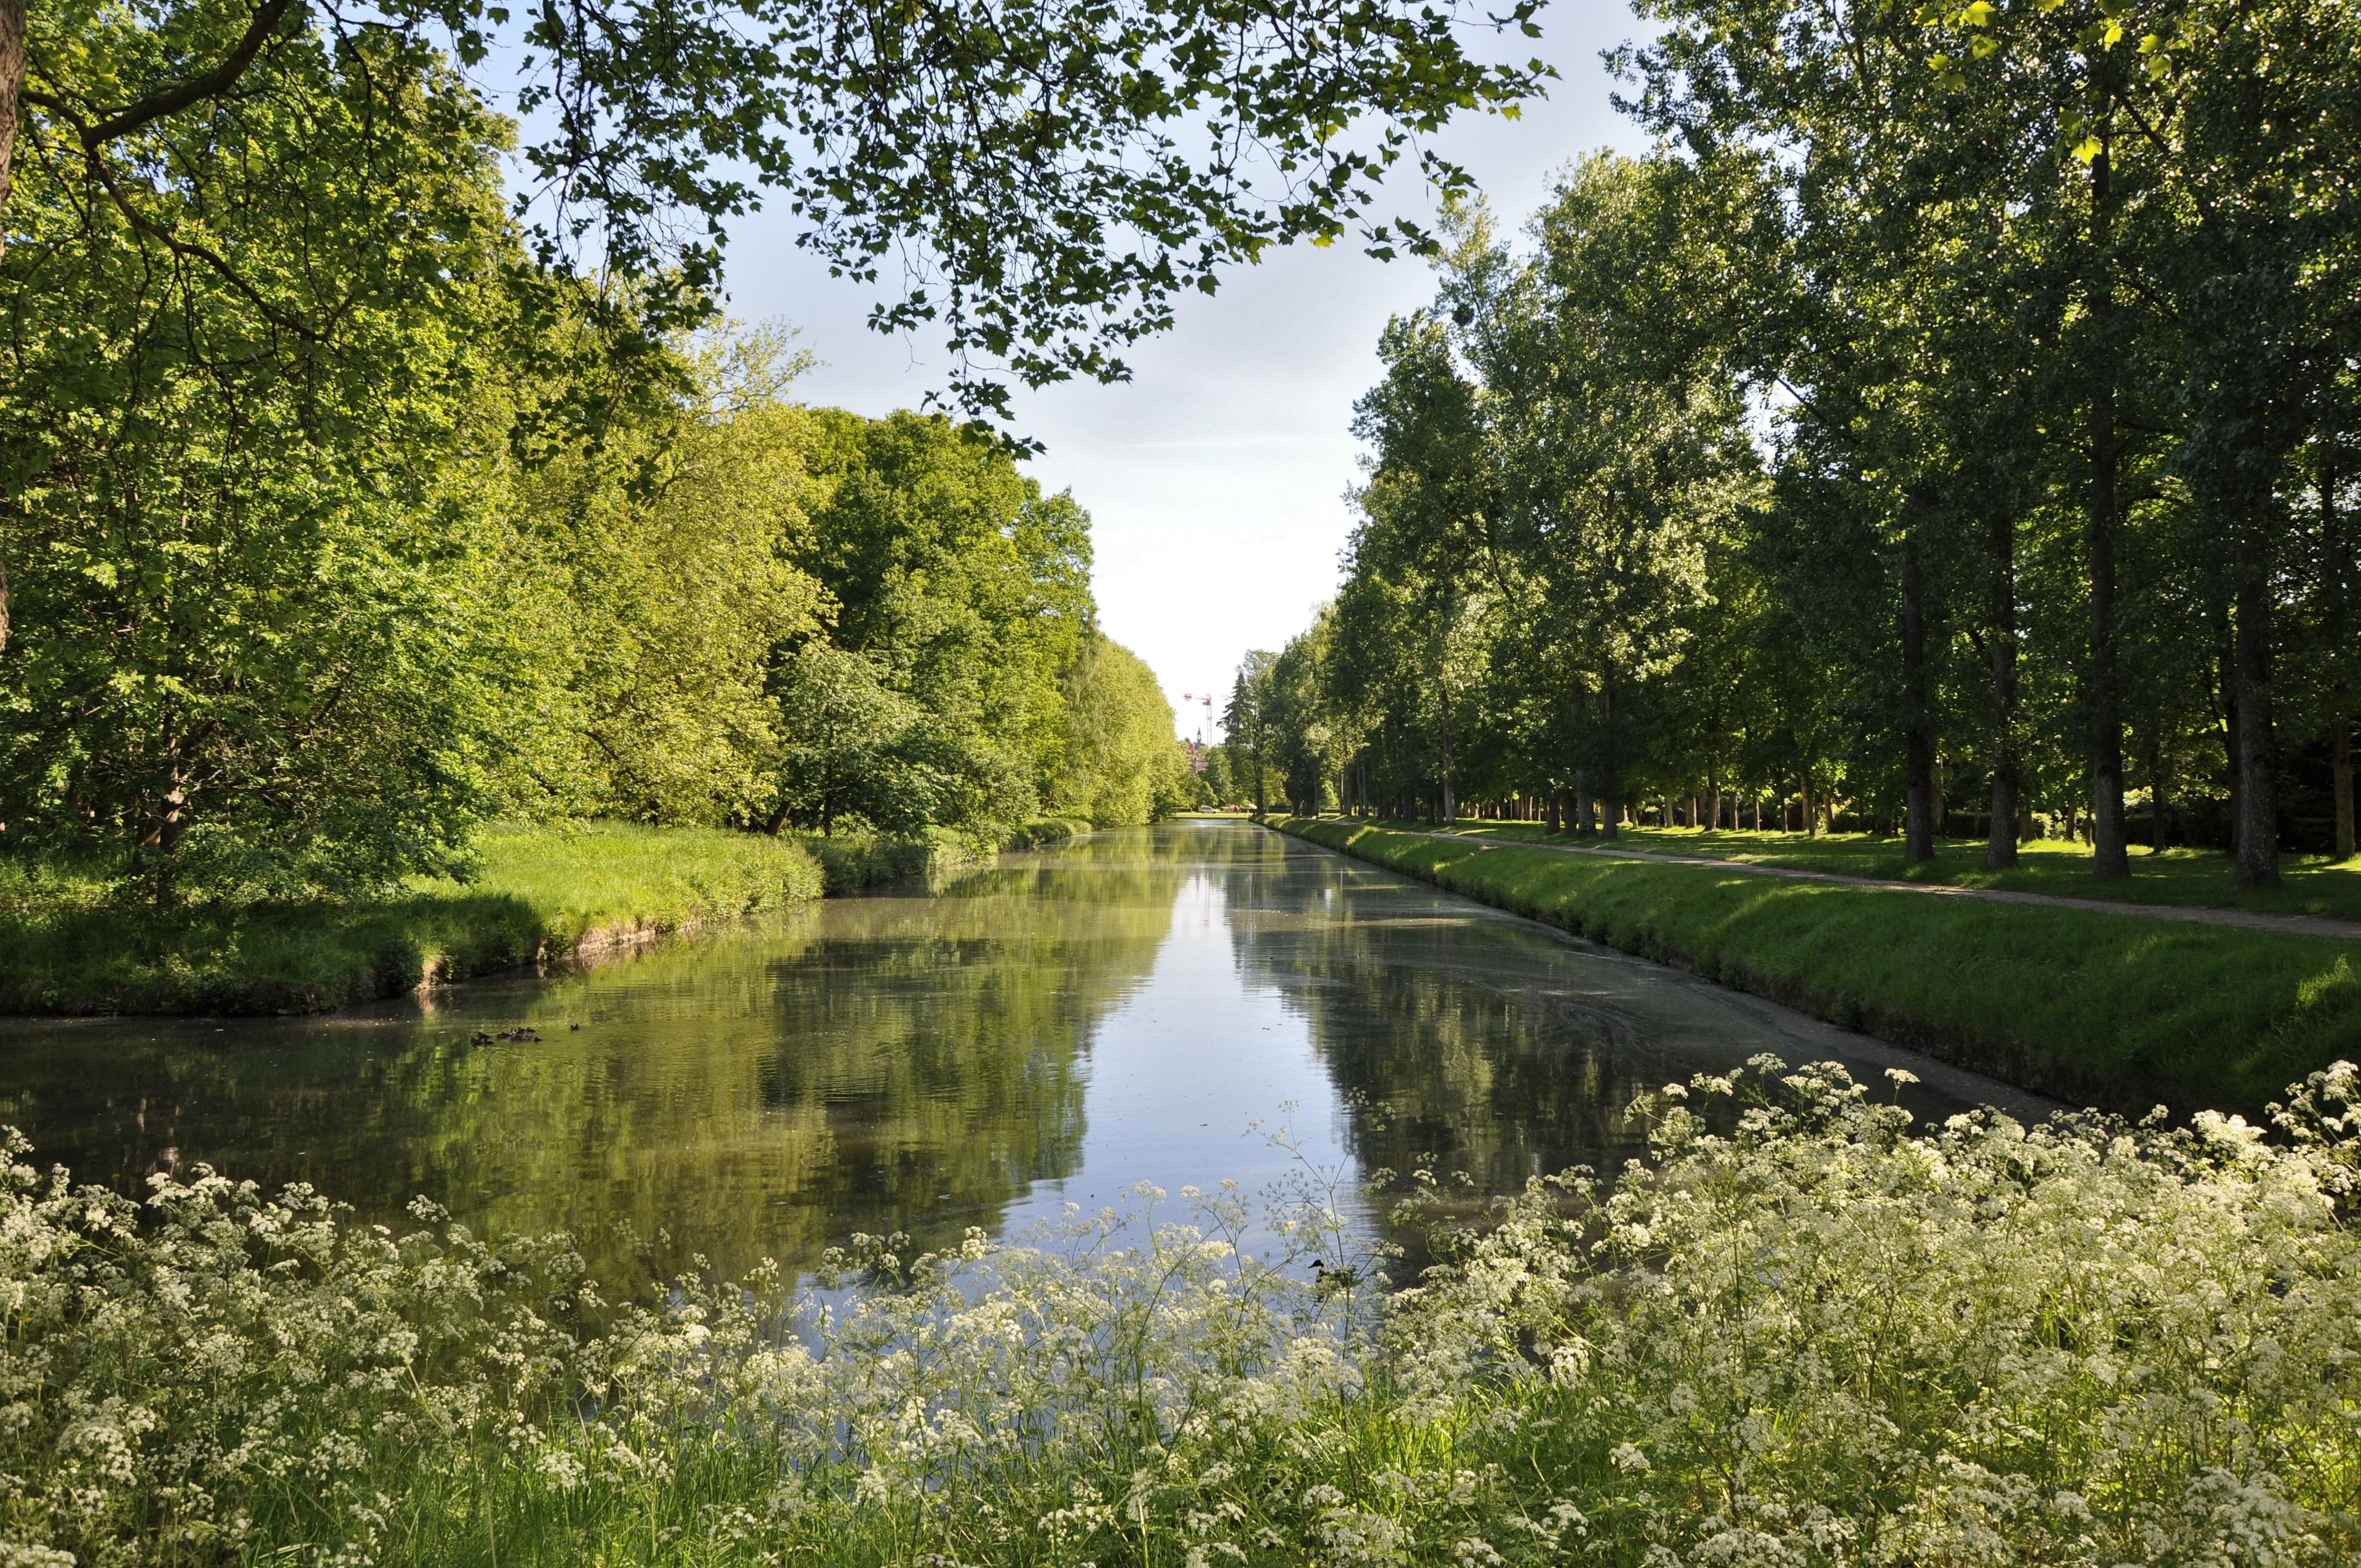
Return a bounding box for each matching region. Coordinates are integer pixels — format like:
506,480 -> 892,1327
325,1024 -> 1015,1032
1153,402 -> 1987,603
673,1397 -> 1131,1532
1427,820 -> 2361,922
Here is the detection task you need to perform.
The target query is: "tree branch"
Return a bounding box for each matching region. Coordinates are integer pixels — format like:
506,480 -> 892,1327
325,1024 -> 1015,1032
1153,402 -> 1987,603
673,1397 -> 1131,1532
83,146 -> 326,342
74,0 -> 296,150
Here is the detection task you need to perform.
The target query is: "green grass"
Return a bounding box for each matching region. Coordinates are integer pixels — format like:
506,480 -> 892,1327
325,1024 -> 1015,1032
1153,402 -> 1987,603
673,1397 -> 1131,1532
0,818 -> 1094,1016
1409,818 -> 2361,921
0,822 -> 832,1016
1278,816 -> 2361,1114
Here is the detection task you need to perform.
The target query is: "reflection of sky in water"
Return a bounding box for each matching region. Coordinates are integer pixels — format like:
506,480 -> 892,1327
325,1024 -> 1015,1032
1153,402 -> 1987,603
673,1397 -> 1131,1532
999,868 -> 1358,1253
0,822 -> 2046,1289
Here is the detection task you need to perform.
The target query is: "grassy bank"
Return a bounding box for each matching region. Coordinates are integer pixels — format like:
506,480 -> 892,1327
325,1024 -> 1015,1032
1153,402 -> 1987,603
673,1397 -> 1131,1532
1278,816 -> 2361,1114
1430,818 -> 2361,921
6,1058 -> 2356,1566
0,818 -> 1089,1016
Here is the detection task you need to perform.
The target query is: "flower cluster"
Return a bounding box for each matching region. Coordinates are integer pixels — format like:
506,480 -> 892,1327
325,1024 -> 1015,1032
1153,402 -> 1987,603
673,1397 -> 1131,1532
1,1061 -> 2356,1565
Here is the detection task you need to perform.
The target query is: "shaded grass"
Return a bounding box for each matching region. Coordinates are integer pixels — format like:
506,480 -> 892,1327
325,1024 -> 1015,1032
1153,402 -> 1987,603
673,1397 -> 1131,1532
1279,815 -> 2361,1114
1425,818 -> 2361,921
0,818 -> 1086,1016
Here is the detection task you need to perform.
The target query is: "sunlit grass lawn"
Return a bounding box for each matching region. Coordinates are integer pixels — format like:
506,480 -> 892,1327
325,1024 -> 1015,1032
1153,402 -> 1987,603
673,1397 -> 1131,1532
1415,818 -> 2361,922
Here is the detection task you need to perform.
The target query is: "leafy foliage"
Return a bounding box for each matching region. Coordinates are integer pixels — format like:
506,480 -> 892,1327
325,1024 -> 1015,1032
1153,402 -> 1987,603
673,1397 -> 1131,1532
1054,633 -> 1194,827
1248,0 -> 2361,887
0,28 -> 528,895
8,0 -> 1552,414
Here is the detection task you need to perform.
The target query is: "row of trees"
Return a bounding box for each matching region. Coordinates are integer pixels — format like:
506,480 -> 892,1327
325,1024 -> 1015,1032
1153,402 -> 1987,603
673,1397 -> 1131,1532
1235,0 -> 2360,888
0,23 -> 1195,898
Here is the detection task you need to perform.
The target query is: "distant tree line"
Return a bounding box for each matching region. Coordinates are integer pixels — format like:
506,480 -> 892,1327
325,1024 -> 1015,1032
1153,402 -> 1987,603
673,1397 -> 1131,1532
1235,0 -> 2360,889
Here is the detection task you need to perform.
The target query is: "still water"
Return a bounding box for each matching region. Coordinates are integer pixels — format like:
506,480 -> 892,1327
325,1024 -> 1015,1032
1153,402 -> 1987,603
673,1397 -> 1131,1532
0,822 -> 2039,1283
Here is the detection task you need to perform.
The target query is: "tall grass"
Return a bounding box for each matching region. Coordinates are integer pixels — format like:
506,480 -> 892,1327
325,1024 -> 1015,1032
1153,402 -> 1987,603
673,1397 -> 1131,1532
0,822 -> 826,1015
464,820 -> 827,941
2,1059 -> 2355,1565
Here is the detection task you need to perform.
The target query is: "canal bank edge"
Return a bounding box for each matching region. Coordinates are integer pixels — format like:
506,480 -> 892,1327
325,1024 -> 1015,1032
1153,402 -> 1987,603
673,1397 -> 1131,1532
1270,815 -> 2361,1116
0,818 -> 1094,1018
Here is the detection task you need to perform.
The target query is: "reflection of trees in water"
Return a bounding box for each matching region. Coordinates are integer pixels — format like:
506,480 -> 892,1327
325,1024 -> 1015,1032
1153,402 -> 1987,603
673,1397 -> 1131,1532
1227,868 -> 1667,1201
949,821 -> 1300,894
0,860 -> 1179,1286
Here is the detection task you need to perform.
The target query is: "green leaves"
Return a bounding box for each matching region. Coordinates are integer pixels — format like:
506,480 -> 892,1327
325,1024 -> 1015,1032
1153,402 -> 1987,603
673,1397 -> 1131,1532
16,0 -> 1552,422
1053,635 -> 1193,826
0,25 -> 528,895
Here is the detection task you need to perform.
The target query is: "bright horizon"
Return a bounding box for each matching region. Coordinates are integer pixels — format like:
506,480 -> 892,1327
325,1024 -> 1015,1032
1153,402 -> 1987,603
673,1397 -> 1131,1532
716,4 -> 1648,740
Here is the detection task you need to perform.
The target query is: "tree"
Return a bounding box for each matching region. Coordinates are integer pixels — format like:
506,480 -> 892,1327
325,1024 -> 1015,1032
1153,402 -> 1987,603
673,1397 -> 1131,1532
1347,309 -> 1501,825
515,332 -> 829,826
765,643 -> 921,836
1200,743 -> 1235,809
5,0 -> 1551,413
1225,654 -> 1276,818
1475,157 -> 1760,836
796,410 -> 1095,814
0,30 -> 529,894
1053,635 -> 1190,827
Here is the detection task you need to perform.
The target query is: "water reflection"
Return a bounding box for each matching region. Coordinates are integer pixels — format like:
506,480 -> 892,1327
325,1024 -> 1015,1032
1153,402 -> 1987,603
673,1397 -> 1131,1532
0,822 -> 2037,1285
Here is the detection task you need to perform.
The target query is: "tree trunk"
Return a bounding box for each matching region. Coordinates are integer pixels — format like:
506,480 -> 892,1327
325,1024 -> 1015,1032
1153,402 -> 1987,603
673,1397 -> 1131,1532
2084,404 -> 2129,870
0,0 -> 22,256
1597,677 -> 1621,839
2084,394 -> 2130,875
140,783 -> 188,852
1437,693 -> 1456,825
1801,773 -> 1816,839
1984,505 -> 2022,870
2082,103 -> 2131,880
2335,717 -> 2354,861
2324,460 -> 2355,861
2231,563 -> 2281,887
2149,737 -> 2169,853
138,766 -> 189,897
2213,616 -> 2239,858
1900,526 -> 1937,865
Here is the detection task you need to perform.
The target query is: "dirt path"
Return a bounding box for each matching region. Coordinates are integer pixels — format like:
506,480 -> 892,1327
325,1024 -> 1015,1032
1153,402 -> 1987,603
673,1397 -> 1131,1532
1380,826 -> 2361,942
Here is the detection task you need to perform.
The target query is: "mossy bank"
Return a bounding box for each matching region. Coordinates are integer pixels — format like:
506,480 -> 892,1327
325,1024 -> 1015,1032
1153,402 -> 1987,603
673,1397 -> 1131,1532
1275,815 -> 2361,1115
0,818 -> 1090,1016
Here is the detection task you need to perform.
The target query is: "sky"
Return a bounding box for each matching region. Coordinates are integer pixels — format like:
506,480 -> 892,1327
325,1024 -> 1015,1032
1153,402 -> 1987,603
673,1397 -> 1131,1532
716,2 -> 1652,740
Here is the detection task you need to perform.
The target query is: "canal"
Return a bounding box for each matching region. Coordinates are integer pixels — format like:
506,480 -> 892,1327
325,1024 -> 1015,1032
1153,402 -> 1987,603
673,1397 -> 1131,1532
0,820 -> 2041,1285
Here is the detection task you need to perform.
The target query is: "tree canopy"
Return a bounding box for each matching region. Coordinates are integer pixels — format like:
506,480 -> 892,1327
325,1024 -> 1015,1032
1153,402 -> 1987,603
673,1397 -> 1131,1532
1243,0 -> 2361,888
2,0 -> 1552,413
